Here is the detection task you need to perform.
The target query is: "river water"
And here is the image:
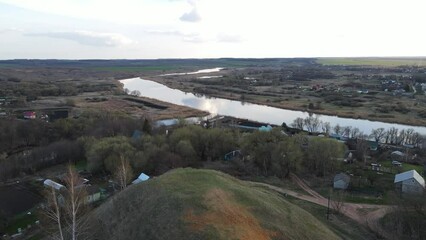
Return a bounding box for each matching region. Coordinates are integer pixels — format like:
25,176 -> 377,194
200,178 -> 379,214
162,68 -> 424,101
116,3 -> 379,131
120,77 -> 426,135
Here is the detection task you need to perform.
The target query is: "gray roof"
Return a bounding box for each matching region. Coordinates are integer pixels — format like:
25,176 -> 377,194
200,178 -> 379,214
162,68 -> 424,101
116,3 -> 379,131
391,151 -> 405,157
394,170 -> 425,187
334,173 -> 350,183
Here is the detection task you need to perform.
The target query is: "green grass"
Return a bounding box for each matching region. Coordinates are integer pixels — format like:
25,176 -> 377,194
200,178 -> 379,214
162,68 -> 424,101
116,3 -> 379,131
90,168 -> 341,240
284,195 -> 376,240
75,160 -> 87,171
317,58 -> 426,67
5,211 -> 38,234
380,161 -> 424,175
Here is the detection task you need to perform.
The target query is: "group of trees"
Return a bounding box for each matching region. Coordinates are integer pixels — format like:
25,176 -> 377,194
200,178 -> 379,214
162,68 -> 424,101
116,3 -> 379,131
290,116 -> 423,146
290,116 -> 365,139
241,129 -> 345,178
0,111 -> 150,181
81,125 -> 239,186
31,122 -> 345,188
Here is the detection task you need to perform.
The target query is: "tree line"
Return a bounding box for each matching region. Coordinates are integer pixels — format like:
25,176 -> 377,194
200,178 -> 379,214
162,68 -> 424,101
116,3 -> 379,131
289,116 -> 423,146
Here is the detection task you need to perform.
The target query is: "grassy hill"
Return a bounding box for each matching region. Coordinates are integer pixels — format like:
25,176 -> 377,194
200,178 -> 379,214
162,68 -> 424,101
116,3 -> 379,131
89,168 -> 340,240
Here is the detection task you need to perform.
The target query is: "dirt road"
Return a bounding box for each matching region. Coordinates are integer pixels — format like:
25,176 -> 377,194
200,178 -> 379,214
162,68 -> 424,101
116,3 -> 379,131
248,176 -> 394,239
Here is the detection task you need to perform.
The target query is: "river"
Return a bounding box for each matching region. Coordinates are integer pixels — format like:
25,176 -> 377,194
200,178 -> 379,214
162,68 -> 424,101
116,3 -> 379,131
120,77 -> 426,135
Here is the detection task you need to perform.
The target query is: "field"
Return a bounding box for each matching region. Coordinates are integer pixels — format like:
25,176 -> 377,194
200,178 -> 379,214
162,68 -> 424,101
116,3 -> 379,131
317,58 -> 426,67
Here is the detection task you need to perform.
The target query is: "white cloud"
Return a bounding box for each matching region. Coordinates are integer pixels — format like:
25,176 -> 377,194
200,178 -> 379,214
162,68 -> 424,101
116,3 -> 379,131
180,0 -> 201,22
0,28 -> 23,34
146,29 -> 208,43
217,33 -> 243,43
26,30 -> 135,47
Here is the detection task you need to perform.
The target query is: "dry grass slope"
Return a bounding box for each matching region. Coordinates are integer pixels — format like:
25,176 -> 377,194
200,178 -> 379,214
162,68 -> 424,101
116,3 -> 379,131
89,168 -> 340,240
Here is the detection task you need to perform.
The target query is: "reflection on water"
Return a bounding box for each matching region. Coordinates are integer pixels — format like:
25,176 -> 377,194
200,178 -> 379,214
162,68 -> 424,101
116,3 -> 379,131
121,77 -> 426,135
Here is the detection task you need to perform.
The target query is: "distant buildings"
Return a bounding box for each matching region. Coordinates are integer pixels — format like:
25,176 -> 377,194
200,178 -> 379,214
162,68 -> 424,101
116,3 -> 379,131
23,111 -> 36,119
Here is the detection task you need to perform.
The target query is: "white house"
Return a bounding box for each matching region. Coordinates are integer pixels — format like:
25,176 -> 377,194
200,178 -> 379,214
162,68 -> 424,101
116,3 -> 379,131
333,173 -> 350,190
132,173 -> 150,184
394,170 -> 425,195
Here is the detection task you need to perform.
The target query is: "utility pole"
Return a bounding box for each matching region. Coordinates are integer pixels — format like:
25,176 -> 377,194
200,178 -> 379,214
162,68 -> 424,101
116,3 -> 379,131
327,195 -> 331,220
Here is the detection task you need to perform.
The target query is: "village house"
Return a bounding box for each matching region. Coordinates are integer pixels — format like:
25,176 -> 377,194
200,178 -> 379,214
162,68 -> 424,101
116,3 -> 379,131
391,151 -> 405,161
85,185 -> 101,204
23,111 -> 36,119
394,170 -> 425,195
333,173 -> 350,190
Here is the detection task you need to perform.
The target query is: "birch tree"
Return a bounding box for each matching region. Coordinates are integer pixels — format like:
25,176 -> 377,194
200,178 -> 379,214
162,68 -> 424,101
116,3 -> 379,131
63,166 -> 87,240
114,155 -> 134,190
44,187 -> 65,240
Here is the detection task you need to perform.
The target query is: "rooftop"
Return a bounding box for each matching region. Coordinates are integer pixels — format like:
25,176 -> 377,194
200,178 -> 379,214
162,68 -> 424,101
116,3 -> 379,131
394,170 -> 425,187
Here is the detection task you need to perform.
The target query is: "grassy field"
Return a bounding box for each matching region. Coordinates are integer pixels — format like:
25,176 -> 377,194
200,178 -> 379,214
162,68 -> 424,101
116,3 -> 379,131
90,168 -> 341,240
317,57 -> 426,67
90,65 -> 185,72
284,196 -> 377,240
4,210 -> 38,235
380,161 -> 424,175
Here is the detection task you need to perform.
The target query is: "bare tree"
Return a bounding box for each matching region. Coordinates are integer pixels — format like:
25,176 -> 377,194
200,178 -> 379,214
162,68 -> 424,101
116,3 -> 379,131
291,117 -> 305,130
44,188 -> 65,240
333,124 -> 342,135
43,166 -> 89,240
343,126 -> 352,137
304,116 -> 320,133
331,191 -> 346,214
396,129 -> 406,145
63,166 -> 88,240
387,127 -> 399,145
349,127 -> 360,139
114,155 -> 134,190
370,128 -> 386,143
321,121 -> 331,135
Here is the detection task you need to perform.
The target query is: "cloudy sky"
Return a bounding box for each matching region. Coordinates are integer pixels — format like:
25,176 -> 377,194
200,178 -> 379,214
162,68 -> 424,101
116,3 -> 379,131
1,0 -> 426,59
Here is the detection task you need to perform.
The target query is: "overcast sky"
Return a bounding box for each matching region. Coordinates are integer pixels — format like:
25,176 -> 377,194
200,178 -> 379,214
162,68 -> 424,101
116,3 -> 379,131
1,0 -> 426,59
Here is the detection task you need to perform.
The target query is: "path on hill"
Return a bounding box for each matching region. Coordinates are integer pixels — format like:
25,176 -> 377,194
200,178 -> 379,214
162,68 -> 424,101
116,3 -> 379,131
248,178 -> 394,240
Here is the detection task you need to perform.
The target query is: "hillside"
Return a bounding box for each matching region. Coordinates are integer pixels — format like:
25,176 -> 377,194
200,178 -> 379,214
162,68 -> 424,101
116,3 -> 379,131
89,168 -> 340,240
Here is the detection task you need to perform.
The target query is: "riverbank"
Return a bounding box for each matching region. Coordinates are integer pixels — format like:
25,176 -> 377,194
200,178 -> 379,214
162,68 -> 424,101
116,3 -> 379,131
146,76 -> 426,128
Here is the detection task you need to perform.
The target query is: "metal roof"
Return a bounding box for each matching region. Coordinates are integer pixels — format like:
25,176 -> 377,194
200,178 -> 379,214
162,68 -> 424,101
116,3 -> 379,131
43,179 -> 65,190
394,170 -> 425,187
391,151 -> 405,156
132,173 -> 150,184
334,173 -> 350,183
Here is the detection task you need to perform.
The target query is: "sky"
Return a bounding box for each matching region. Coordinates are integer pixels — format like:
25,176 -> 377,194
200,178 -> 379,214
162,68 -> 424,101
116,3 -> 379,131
1,0 -> 426,59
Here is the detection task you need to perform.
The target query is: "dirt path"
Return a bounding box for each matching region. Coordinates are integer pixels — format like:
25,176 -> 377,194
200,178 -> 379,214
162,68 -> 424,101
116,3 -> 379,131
248,178 -> 394,240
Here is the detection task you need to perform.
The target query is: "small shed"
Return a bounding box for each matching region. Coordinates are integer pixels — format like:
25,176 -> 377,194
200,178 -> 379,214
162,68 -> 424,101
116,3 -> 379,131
391,151 -> 405,160
333,173 -> 350,190
132,173 -> 150,184
394,170 -> 425,195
